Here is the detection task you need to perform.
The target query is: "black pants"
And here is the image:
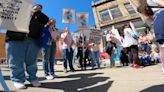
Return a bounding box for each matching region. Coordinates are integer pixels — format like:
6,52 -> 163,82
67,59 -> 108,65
120,51 -> 129,66
127,45 -> 140,65
63,48 -> 75,70
77,47 -> 86,68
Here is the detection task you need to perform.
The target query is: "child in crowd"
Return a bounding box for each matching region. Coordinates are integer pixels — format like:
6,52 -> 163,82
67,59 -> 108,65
138,47 -> 151,66
150,47 -> 161,64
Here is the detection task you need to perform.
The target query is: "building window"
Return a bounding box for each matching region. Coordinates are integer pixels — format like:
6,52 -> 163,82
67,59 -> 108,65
110,6 -> 123,19
99,9 -> 111,21
124,3 -> 136,14
132,19 -> 145,28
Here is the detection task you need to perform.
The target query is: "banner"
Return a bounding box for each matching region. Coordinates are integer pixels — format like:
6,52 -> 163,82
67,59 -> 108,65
0,0 -> 34,33
110,29 -> 122,45
89,29 -> 102,44
77,13 -> 89,30
62,9 -> 75,24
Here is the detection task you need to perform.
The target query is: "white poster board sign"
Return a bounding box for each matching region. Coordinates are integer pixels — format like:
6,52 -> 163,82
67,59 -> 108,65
89,29 -> 102,44
62,8 -> 75,24
0,0 -> 34,33
77,13 -> 89,30
110,29 -> 122,45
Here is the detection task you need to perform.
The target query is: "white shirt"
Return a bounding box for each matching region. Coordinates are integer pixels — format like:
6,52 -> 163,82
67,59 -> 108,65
122,28 -> 138,48
61,32 -> 73,49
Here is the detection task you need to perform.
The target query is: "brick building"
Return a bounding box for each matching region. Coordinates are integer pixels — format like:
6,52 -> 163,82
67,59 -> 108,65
91,0 -> 146,47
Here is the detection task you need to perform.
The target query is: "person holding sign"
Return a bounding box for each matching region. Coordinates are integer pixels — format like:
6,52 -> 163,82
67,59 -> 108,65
106,31 -> 117,68
5,4 -> 49,89
61,27 -> 75,72
122,24 -> 141,68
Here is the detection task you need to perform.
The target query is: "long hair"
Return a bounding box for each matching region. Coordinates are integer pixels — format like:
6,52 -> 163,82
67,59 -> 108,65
137,0 -> 154,16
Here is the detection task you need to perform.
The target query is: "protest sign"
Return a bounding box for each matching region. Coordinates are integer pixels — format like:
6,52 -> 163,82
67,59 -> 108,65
77,13 -> 89,30
110,29 -> 122,45
62,8 -> 75,24
89,29 -> 102,44
0,0 -> 34,33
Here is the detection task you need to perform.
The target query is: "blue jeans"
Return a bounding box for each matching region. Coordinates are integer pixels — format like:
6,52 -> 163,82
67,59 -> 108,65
42,41 -> 56,76
62,48 -> 74,70
110,53 -> 115,67
6,38 -> 40,83
139,56 -> 151,65
91,51 -> 100,68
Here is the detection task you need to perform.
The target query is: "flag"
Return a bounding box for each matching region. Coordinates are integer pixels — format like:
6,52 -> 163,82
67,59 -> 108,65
62,8 -> 75,24
77,13 -> 89,30
0,0 -> 34,33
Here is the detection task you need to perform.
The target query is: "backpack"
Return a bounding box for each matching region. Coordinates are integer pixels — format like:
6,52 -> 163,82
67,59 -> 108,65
38,26 -> 52,48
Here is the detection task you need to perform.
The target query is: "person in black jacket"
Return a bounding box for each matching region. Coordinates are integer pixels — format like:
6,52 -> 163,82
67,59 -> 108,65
26,4 -> 49,86
5,4 -> 49,89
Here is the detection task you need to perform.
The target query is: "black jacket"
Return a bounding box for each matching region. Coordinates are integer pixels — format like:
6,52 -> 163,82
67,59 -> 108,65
28,11 -> 49,40
5,31 -> 27,42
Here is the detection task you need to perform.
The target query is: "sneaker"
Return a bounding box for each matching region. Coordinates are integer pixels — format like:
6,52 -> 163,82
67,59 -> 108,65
30,80 -> 41,87
13,82 -> 26,89
91,67 -> 95,70
129,64 -> 134,68
70,69 -> 75,72
53,74 -> 58,78
46,75 -> 54,80
63,69 -> 68,73
133,64 -> 143,69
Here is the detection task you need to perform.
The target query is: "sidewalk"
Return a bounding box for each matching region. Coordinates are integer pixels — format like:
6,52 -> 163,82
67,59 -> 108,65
0,62 -> 164,92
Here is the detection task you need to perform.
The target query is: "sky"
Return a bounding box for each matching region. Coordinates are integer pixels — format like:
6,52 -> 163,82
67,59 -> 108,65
0,0 -> 99,33
33,0 -> 99,32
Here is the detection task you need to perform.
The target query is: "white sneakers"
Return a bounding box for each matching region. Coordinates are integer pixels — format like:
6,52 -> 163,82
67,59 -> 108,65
45,75 -> 57,80
13,82 -> 26,89
13,80 -> 41,89
30,80 -> 41,87
46,75 -> 54,80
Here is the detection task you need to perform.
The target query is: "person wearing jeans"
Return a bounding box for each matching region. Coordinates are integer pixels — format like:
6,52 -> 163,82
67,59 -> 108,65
88,43 -> 100,69
5,32 -> 40,89
42,19 -> 57,80
61,27 -> 75,72
5,4 -> 49,89
42,41 -> 56,80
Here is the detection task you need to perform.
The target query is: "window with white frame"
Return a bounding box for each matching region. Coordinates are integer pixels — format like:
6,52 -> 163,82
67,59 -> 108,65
110,6 -> 123,19
124,3 -> 136,14
99,9 -> 111,21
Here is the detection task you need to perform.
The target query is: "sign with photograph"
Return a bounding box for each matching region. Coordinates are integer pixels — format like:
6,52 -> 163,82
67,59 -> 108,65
0,0 -> 34,33
77,13 -> 89,30
62,8 -> 75,24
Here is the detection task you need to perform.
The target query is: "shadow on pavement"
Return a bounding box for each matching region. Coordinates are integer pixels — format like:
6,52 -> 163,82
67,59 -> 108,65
3,76 -> 10,80
140,84 -> 164,92
38,73 -> 113,92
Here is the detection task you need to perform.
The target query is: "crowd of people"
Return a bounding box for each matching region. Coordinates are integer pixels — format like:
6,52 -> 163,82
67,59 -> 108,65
106,24 -> 161,69
4,0 -> 164,89
5,4 -> 101,89
105,0 -> 164,71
